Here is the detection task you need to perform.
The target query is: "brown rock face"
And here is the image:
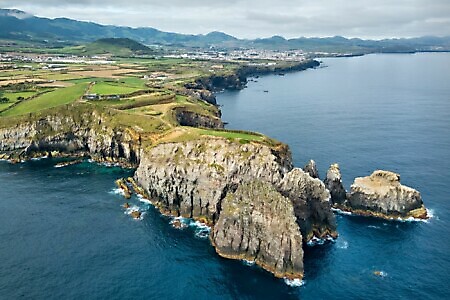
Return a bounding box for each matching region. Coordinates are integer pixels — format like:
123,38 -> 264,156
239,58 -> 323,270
211,181 -> 304,280
324,163 -> 347,205
344,170 -> 427,219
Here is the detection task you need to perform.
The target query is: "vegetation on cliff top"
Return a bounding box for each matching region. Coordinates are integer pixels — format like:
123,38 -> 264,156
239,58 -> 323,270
0,46 -> 310,148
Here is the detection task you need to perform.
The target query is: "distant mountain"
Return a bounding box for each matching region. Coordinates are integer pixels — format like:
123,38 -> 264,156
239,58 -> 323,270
0,9 -> 449,53
70,38 -> 154,56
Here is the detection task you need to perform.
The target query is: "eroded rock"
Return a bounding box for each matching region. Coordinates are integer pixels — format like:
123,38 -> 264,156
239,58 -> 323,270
279,168 -> 337,241
211,181 -> 304,280
303,159 -> 319,179
343,170 -> 428,219
324,163 -> 347,205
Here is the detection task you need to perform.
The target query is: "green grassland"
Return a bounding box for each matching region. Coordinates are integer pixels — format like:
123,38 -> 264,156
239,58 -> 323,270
1,83 -> 88,117
0,47 -> 292,149
90,82 -> 143,95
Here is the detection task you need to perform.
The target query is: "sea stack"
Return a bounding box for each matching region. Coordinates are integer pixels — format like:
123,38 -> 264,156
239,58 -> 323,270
342,170 -> 428,220
324,163 -> 347,205
303,159 -> 319,179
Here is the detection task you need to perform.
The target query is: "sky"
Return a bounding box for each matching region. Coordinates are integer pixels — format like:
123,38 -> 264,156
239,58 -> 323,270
2,0 -> 450,39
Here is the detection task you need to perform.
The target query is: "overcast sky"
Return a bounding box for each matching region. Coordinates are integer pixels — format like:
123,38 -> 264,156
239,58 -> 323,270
2,0 -> 450,39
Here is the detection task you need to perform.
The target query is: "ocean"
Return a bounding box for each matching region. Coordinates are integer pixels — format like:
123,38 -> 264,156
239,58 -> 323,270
1,53 -> 449,299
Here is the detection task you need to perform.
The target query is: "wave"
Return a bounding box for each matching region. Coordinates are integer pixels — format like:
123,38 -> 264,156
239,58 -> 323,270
242,259 -> 255,266
284,278 -> 304,287
332,207 -> 434,223
124,205 -> 140,214
367,225 -> 381,229
109,188 -> 125,196
331,207 -> 352,215
169,216 -> 189,229
373,270 -> 388,278
337,240 -> 349,249
31,156 -> 48,161
124,205 -> 144,220
137,194 -> 153,205
394,209 -> 434,223
190,220 -> 211,239
307,235 -> 335,246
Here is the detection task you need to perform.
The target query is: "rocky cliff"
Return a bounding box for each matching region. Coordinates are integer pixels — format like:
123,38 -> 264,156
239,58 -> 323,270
134,137 -> 337,279
174,108 -> 224,129
211,181 -> 304,280
339,170 -> 428,219
0,105 -> 141,165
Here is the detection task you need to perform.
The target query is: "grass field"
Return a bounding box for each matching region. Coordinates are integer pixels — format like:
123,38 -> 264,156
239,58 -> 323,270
196,128 -> 264,142
90,81 -> 144,95
1,83 -> 88,117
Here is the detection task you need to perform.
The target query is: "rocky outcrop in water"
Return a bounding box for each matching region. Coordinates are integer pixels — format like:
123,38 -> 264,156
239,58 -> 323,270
134,138 -> 337,238
324,163 -> 347,205
279,168 -> 337,241
134,138 -> 337,279
340,170 -> 428,219
211,181 -> 304,279
303,159 -> 319,179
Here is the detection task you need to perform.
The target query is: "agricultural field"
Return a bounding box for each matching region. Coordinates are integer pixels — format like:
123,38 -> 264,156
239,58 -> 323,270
0,49 -> 289,147
1,83 -> 88,117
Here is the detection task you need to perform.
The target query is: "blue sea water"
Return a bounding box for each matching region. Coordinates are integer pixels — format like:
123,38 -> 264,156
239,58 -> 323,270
1,53 -> 449,299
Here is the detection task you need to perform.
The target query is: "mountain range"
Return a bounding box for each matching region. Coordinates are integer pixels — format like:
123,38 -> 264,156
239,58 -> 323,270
1,8 -> 449,53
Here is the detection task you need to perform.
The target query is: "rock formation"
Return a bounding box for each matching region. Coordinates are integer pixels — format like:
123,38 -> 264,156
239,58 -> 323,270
341,170 -> 428,219
211,181 -> 304,280
324,163 -> 347,205
0,106 -> 141,167
135,138 -> 337,279
279,168 -> 337,241
303,159 -> 319,179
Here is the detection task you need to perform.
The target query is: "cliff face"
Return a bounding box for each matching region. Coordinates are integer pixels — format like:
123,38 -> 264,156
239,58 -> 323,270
135,138 -> 337,239
174,108 -> 224,129
0,108 -> 141,166
134,138 -> 291,221
211,181 -> 304,280
135,138 -> 337,279
280,168 -> 337,241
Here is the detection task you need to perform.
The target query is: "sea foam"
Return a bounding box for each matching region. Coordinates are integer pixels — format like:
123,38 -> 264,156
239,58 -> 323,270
190,220 -> 211,239
242,259 -> 255,266
109,188 -> 125,196
284,278 -> 304,287
307,235 -> 335,247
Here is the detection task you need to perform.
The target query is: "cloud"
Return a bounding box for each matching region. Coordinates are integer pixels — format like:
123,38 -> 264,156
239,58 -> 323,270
1,0 -> 449,38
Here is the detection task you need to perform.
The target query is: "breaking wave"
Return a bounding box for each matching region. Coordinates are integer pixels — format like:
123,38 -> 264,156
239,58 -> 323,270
284,278 -> 304,287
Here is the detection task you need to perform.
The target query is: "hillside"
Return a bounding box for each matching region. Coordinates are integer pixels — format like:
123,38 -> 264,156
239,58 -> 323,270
68,38 -> 154,56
